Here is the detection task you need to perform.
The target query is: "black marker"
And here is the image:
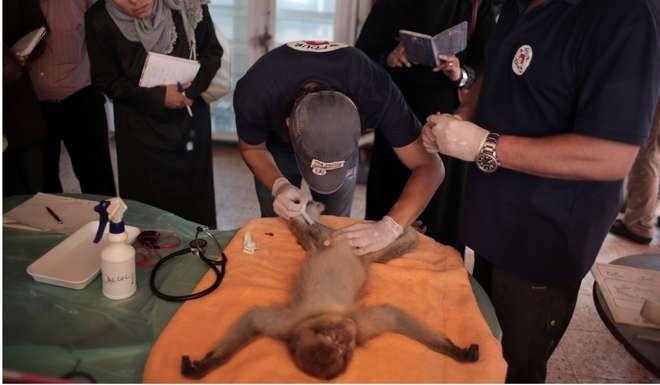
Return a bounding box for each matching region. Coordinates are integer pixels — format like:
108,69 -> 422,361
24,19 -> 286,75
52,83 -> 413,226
46,206 -> 63,224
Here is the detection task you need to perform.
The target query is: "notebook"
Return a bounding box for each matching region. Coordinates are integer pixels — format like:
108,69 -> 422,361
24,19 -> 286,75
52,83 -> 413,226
399,21 -> 468,67
139,51 -> 200,88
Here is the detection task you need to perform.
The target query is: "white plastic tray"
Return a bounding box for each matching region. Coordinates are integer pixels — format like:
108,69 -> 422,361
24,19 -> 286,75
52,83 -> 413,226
26,221 -> 140,290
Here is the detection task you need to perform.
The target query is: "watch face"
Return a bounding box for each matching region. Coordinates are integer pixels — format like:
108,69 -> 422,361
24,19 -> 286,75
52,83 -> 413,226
477,153 -> 498,173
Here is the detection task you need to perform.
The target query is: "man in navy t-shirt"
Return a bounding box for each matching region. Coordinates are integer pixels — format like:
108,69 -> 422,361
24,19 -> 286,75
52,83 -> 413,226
423,0 -> 659,382
234,41 -> 443,255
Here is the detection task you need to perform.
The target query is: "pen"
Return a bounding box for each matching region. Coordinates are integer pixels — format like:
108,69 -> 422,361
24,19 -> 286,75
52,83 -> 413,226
176,81 -> 194,117
46,206 -> 63,224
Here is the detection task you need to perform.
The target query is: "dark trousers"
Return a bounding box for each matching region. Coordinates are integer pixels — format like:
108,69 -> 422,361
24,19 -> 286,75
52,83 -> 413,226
2,143 -> 46,197
41,86 -> 116,196
473,254 -> 580,383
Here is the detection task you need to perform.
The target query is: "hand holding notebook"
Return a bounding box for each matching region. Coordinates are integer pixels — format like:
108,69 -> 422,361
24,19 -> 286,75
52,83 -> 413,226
399,21 -> 468,67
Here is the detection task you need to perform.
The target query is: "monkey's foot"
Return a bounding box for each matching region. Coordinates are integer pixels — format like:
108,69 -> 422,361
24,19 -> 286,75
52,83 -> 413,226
181,354 -> 212,379
460,344 -> 479,362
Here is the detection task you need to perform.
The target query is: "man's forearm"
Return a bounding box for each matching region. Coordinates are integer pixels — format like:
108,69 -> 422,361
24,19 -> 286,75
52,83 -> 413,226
238,140 -> 283,192
388,155 -> 444,227
498,133 -> 640,181
454,78 -> 483,122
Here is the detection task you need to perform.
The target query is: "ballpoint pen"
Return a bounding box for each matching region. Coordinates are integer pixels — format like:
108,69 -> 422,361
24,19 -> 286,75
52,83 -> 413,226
176,81 -> 193,117
46,206 -> 63,224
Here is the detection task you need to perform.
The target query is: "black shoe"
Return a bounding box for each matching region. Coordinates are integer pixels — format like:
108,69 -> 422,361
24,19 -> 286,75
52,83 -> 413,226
657,216 -> 660,228
609,219 -> 652,244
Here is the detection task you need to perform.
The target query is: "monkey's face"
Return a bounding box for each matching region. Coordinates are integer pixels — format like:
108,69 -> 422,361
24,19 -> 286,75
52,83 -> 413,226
288,314 -> 357,380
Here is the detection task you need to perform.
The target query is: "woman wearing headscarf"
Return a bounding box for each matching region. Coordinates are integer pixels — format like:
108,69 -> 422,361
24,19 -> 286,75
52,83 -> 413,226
85,0 -> 222,227
356,0 -> 495,253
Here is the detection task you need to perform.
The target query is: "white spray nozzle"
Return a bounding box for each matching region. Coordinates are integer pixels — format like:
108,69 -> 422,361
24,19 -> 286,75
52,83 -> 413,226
107,197 -> 128,223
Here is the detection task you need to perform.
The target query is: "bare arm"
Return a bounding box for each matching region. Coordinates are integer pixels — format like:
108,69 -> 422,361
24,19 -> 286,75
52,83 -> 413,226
389,138 -> 444,227
239,139 -> 283,192
498,133 -> 640,181
354,305 -> 477,362
181,308 -> 289,378
453,77 -> 483,122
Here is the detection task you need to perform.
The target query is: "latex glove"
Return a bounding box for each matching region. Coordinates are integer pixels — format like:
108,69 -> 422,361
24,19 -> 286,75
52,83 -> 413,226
425,113 -> 489,161
422,121 -> 440,153
433,54 -> 461,81
422,113 -> 463,153
272,177 -> 309,220
333,216 -> 403,256
386,43 -> 412,68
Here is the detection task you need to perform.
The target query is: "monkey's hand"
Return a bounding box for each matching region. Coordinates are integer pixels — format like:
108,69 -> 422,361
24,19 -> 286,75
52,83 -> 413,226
181,308 -> 287,379
181,352 -> 217,379
355,305 -> 479,363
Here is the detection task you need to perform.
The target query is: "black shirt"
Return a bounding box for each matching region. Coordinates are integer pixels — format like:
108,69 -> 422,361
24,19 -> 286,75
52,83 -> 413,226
234,42 -> 421,150
462,0 -> 660,283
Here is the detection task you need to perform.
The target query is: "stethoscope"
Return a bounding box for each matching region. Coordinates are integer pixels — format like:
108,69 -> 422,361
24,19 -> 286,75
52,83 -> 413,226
149,226 -> 228,302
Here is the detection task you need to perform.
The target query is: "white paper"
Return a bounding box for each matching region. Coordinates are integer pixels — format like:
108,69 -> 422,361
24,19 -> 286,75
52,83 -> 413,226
3,193 -> 100,235
139,51 -> 200,88
11,26 -> 47,57
592,263 -> 660,329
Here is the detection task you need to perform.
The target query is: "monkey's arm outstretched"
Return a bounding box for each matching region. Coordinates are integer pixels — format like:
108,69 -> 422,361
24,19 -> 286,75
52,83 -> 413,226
181,308 -> 291,379
353,305 -> 479,362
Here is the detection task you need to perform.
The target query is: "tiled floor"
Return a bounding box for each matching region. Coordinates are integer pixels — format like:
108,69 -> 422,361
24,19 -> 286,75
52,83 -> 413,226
60,141 -> 660,383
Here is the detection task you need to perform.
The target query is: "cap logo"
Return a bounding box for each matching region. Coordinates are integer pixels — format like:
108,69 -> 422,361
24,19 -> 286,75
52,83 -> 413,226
310,158 -> 345,176
512,44 -> 533,76
312,167 -> 327,176
287,41 -> 347,52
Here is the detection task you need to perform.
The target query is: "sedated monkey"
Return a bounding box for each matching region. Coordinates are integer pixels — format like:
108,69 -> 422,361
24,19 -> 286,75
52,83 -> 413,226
181,202 -> 479,380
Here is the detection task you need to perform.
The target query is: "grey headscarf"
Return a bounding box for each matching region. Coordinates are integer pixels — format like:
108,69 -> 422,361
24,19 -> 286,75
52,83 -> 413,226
106,0 -> 208,56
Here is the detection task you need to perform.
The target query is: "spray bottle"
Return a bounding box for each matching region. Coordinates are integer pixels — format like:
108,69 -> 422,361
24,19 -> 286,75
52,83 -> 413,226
94,198 -> 136,300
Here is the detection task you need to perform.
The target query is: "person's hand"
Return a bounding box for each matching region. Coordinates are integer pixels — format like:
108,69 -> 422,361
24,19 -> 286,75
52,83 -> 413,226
332,216 -> 403,256
433,54 -> 461,81
422,113 -> 463,153
15,53 -> 27,67
425,113 -> 488,161
164,82 -> 192,109
386,43 -> 412,68
422,121 -> 440,153
272,177 -> 309,220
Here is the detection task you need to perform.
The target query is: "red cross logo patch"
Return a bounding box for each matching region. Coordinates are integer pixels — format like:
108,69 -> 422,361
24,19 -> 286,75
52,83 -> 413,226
512,44 -> 533,76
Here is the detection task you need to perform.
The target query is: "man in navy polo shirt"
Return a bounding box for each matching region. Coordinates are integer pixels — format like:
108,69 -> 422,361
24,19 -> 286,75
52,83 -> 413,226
234,41 -> 444,255
423,0 -> 659,382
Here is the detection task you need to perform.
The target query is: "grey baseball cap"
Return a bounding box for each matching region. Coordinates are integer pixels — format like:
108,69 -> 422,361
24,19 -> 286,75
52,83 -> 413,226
289,90 -> 361,194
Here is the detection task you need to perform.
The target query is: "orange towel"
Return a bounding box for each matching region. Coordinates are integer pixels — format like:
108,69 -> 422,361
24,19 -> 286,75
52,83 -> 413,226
144,217 -> 506,383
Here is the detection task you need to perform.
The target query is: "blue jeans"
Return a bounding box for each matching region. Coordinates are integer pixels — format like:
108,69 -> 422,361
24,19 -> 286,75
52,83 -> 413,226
255,147 -> 357,218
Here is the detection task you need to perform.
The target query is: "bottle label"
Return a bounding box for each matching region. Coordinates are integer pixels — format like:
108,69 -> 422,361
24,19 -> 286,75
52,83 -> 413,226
102,260 -> 136,300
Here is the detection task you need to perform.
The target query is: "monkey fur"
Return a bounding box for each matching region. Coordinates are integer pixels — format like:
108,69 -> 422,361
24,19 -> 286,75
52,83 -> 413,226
181,202 -> 478,380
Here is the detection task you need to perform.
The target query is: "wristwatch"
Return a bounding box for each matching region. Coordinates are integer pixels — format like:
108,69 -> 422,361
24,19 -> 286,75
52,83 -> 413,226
457,67 -> 468,88
476,132 -> 500,173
